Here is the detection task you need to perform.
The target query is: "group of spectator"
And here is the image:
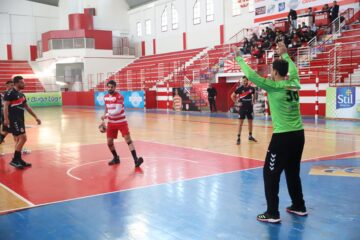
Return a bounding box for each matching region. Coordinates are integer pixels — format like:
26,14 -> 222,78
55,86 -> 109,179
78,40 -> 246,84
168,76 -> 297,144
240,23 -> 316,59
239,1 -> 340,60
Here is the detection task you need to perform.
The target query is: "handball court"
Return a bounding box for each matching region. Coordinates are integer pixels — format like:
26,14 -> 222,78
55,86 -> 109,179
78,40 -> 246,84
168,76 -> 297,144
0,107 -> 359,239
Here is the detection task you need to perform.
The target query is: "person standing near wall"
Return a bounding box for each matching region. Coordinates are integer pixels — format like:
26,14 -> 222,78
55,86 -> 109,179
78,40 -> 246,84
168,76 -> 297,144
288,9 -> 298,30
173,89 -> 183,111
207,84 -> 217,112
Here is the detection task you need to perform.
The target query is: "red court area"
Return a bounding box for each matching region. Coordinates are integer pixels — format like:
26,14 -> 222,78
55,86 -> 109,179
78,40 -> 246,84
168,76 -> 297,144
0,141 -> 262,205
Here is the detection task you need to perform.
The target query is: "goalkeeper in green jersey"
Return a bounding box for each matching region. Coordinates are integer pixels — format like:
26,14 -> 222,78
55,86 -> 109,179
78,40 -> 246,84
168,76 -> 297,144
233,42 -> 307,223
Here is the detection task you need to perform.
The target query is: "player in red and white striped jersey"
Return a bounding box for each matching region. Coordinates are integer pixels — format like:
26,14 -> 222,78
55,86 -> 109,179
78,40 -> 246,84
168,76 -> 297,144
101,80 -> 143,167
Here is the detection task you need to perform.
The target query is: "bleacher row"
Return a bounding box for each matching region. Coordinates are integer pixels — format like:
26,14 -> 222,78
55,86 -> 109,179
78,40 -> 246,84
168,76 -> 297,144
0,60 -> 44,93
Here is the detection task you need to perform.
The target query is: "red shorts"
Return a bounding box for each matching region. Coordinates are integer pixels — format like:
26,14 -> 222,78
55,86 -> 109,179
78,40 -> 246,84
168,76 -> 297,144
106,123 -> 130,139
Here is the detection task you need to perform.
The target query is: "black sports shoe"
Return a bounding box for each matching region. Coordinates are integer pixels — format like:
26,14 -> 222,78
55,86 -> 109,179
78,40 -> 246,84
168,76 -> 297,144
286,205 -> 308,216
10,159 -> 24,169
248,136 -> 257,142
18,159 -> 32,167
108,156 -> 120,165
135,157 -> 143,167
236,138 -> 241,145
257,212 -> 281,223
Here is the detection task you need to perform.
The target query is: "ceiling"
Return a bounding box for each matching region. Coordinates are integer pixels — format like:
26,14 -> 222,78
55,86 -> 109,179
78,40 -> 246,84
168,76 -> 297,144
26,0 -> 156,9
27,0 -> 59,7
125,0 -> 156,9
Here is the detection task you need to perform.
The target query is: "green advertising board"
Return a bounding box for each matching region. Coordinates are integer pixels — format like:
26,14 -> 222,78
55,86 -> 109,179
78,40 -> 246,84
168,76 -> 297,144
26,92 -> 62,107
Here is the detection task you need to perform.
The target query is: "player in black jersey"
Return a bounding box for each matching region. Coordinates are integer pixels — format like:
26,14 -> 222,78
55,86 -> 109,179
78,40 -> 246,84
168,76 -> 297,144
0,80 -> 14,143
231,76 -> 257,145
3,76 -> 41,169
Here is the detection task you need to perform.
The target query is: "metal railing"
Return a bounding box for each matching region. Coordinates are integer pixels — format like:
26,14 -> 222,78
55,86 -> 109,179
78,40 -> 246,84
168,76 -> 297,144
228,28 -> 255,44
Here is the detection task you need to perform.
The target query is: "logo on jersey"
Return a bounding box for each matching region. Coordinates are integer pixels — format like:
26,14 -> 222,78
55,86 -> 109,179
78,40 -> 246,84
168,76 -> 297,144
336,87 -> 355,109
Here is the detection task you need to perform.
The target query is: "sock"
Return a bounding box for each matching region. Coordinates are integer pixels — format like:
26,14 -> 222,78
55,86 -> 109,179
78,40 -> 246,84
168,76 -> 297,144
249,132 -> 252,137
14,151 -> 21,160
237,134 -> 240,139
131,150 -> 138,162
111,150 -> 118,158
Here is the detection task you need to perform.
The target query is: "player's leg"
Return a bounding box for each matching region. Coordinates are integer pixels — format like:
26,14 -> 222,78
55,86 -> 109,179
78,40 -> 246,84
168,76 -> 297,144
247,108 -> 257,142
107,124 -> 120,165
9,121 -> 30,169
121,124 -> 143,167
246,106 -> 257,142
237,117 -> 245,145
257,133 -> 285,223
284,130 -> 307,216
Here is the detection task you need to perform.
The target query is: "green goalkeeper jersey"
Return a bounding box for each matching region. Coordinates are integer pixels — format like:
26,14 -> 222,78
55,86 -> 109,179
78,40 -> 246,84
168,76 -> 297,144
235,53 -> 303,133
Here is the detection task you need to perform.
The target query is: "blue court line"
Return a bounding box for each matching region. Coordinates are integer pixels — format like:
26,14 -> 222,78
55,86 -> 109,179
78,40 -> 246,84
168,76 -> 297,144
0,158 -> 359,240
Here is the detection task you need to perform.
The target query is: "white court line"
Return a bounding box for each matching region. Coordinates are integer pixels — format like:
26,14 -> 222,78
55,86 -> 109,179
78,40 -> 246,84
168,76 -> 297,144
303,150 -> 360,161
305,133 -> 360,142
138,139 -> 264,162
0,165 -> 263,215
0,182 -> 34,206
67,157 -> 199,181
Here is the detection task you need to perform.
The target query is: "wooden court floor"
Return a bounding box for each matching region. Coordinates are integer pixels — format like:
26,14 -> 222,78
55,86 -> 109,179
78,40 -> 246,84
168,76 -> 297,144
0,107 -> 359,239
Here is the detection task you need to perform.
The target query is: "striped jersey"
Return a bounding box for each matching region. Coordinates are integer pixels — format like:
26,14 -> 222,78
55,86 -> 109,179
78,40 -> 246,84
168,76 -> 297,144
104,92 -> 127,125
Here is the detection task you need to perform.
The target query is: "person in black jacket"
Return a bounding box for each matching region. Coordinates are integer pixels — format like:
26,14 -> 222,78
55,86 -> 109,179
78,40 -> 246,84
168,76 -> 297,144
288,9 -> 297,30
330,1 -> 339,22
207,84 -> 217,112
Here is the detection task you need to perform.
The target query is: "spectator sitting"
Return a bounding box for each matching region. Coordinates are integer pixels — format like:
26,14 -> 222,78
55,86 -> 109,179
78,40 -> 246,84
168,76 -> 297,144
250,33 -> 258,45
301,22 -> 308,32
275,31 -> 283,43
241,38 -> 251,55
261,39 -> 272,51
251,46 -> 262,59
267,28 -> 276,42
260,29 -> 267,39
290,38 -> 301,48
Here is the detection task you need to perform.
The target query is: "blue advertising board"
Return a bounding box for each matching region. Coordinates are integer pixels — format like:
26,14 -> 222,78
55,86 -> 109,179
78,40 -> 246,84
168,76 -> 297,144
95,91 -> 145,108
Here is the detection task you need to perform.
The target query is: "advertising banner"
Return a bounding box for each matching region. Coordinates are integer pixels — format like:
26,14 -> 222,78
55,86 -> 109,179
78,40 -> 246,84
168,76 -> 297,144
26,92 -> 62,107
254,0 -> 352,23
326,87 -> 360,119
95,91 -> 145,108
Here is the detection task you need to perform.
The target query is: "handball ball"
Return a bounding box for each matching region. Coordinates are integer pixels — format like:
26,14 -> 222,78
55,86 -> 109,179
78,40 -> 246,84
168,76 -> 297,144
99,123 -> 107,133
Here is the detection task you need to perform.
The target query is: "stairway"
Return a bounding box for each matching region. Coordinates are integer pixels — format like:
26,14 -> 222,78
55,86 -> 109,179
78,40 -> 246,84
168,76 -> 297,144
0,60 -> 44,92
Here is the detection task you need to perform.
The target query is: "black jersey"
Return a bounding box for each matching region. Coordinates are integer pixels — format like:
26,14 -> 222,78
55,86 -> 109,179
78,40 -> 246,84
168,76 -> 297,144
3,88 -> 27,122
235,85 -> 255,107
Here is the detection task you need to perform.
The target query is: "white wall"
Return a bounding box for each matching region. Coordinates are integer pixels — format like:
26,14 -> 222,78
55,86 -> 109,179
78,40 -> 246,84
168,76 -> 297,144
0,0 -> 59,60
32,49 -> 135,91
128,0 -> 256,55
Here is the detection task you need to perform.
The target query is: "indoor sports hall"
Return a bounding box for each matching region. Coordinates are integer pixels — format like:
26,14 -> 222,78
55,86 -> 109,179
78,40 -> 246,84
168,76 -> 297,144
0,1 -> 359,239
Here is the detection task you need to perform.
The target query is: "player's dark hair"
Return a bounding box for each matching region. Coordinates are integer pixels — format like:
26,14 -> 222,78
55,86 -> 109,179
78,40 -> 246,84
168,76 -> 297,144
242,76 -> 248,80
6,80 -> 13,85
272,59 -> 288,77
107,80 -> 116,87
13,76 -> 24,84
